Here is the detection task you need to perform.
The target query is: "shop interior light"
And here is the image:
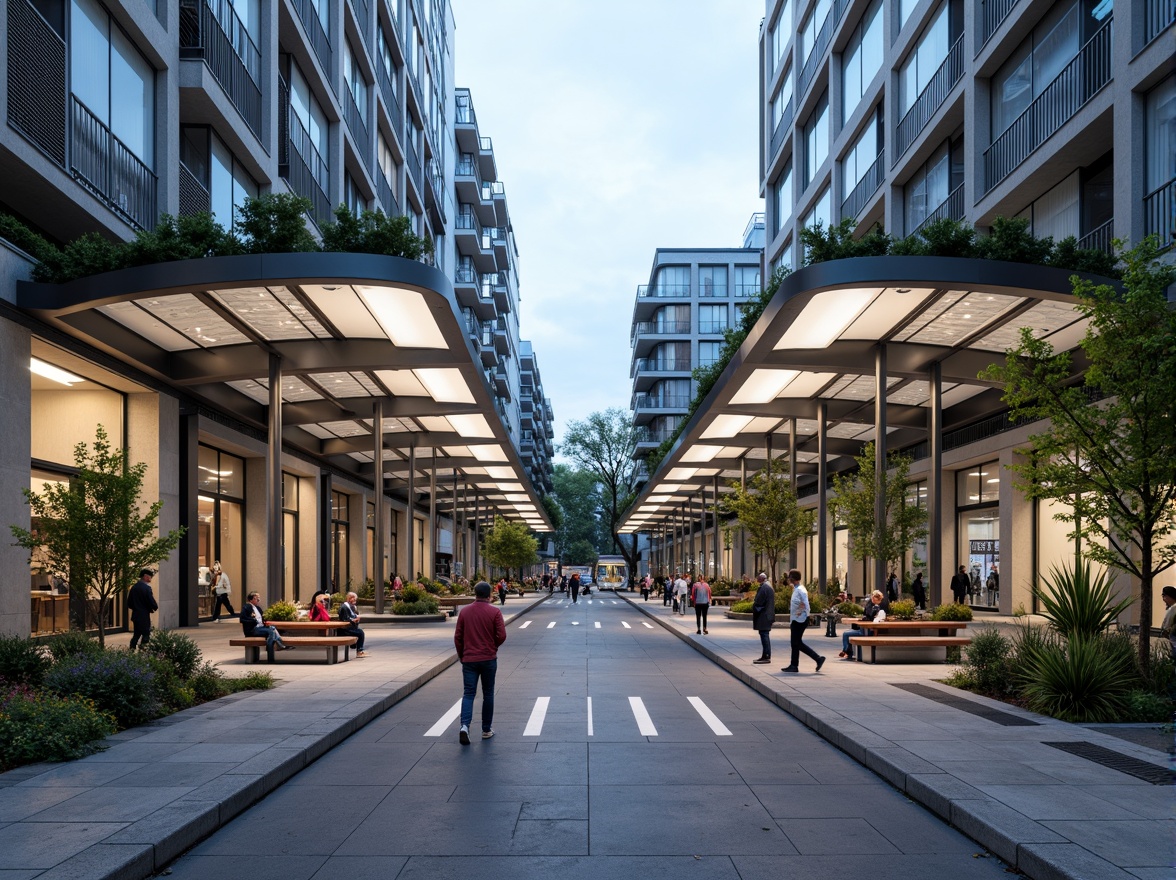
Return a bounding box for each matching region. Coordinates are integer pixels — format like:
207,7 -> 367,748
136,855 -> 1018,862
30,358 -> 83,386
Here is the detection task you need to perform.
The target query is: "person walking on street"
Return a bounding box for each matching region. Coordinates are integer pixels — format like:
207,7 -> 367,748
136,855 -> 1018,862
663,574 -> 673,606
337,592 -> 367,657
782,568 -> 825,673
673,573 -> 689,614
752,573 -> 775,664
950,565 -> 970,605
454,581 -> 507,744
692,575 -> 711,634
885,569 -> 900,603
127,568 -> 157,650
569,572 -> 581,604
209,561 -> 235,622
641,574 -> 651,602
497,578 -> 508,606
911,571 -> 927,610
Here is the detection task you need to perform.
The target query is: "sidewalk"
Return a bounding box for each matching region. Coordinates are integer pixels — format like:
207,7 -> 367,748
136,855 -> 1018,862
623,591 -> 1175,880
0,595 -> 547,880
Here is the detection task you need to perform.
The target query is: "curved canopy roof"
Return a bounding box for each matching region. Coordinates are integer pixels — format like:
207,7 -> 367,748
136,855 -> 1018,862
620,256 -> 1105,532
17,252 -> 551,531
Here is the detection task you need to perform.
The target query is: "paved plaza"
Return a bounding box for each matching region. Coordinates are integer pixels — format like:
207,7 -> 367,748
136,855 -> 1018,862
0,593 -> 1170,880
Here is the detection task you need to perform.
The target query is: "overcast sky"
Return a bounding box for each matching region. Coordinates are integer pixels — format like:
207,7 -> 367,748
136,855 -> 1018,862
453,0 -> 764,446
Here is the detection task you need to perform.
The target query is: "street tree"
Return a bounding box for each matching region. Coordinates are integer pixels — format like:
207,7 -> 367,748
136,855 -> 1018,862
480,515 -> 539,581
830,442 -> 928,584
11,426 -> 185,647
560,409 -> 641,573
980,237 -> 1176,670
551,464 -> 606,564
720,463 -> 815,585
564,539 -> 598,567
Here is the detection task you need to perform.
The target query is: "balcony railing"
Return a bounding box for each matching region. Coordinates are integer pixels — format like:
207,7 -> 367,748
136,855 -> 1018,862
984,17 -> 1112,193
376,172 -> 396,217
179,0 -> 262,137
841,149 -> 885,221
637,282 -> 692,298
427,156 -> 445,214
1145,0 -> 1175,44
734,283 -> 761,297
699,321 -> 729,334
406,137 -> 423,194
1076,218 -> 1114,254
632,320 -> 691,339
769,99 -> 794,159
633,394 -> 691,411
456,156 -> 479,179
286,112 -> 330,225
7,0 -> 67,165
636,427 -> 679,445
1144,177 -> 1175,243
980,0 -> 1019,46
376,59 -> 402,131
911,183 -> 965,236
179,161 -> 211,216
344,88 -> 369,158
634,357 -> 693,373
70,97 -> 157,230
456,94 -> 475,125
350,0 -> 369,44
455,264 -> 478,286
896,35 -> 964,160
797,0 -> 849,100
292,0 -> 332,73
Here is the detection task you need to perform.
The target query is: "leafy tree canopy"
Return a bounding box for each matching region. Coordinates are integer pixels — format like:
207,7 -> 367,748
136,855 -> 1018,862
480,515 -> 539,579
719,464 -> 815,584
550,465 -> 606,562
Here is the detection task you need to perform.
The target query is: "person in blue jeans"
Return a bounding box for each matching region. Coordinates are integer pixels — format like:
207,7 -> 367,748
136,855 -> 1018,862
453,581 -> 507,744
239,592 -> 291,656
841,590 -> 887,660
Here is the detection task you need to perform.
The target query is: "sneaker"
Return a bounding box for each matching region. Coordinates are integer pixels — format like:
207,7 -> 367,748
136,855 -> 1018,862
703,630 -> 708,634
837,651 -> 847,658
459,725 -> 470,745
781,666 -> 800,673
481,729 -> 495,740
356,651 -> 367,658
816,656 -> 826,673
752,657 -> 771,664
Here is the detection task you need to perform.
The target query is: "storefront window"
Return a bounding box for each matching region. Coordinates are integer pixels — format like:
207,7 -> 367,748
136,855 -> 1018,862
957,461 -> 999,604
197,446 -> 245,614
283,473 -> 299,602
333,491 -> 350,593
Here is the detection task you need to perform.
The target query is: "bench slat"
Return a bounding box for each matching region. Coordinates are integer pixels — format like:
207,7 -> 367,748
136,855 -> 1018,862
848,635 -> 970,664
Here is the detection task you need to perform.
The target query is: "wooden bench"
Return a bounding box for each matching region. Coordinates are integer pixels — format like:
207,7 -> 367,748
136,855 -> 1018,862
848,635 -> 971,664
229,635 -> 358,664
710,595 -> 742,606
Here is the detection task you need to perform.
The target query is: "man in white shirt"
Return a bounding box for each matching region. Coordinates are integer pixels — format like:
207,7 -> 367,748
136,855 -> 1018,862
673,573 -> 689,614
782,568 -> 825,674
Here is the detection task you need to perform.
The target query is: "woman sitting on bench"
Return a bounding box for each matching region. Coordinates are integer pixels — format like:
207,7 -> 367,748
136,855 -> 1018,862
840,590 -> 886,660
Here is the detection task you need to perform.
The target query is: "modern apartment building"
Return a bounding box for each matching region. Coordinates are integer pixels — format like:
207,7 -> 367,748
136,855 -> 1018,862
760,0 -> 1174,272
0,0 -> 552,638
630,239 -> 763,462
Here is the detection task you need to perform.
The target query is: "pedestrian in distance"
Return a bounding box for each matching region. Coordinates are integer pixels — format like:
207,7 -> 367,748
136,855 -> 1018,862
886,569 -> 900,603
692,575 -> 711,634
911,571 -> 927,610
337,591 -> 367,657
569,572 -> 581,604
1160,586 -> 1176,663
751,573 -> 775,663
239,591 -> 291,655
454,580 -> 507,744
663,574 -> 673,606
641,574 -> 652,602
950,565 -> 970,605
209,561 -> 235,622
497,578 -> 509,606
127,568 -> 157,650
782,568 -> 825,673
673,572 -> 689,614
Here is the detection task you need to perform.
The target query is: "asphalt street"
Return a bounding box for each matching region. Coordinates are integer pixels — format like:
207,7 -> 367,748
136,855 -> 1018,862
160,595 -> 1015,880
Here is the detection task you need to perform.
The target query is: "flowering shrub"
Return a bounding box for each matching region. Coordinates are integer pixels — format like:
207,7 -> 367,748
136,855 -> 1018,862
0,685 -> 116,768
0,636 -> 52,686
44,651 -> 159,729
143,629 -> 203,680
45,631 -> 103,664
930,602 -> 974,622
264,600 -> 299,621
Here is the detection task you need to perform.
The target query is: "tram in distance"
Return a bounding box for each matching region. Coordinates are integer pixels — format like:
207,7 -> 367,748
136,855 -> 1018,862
594,555 -> 628,591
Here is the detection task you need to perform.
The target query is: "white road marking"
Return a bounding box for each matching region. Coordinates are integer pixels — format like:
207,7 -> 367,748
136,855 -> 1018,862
572,621 -> 580,626
594,621 -> 601,628
621,621 -> 631,629
612,601 -> 619,605
424,699 -> 462,737
629,696 -> 658,736
641,622 -> 654,628
519,621 -> 532,629
524,697 -> 550,736
587,696 -> 594,736
547,622 -> 556,629
688,696 -> 733,736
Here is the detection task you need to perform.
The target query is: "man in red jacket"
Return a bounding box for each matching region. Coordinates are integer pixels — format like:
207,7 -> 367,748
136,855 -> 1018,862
454,581 -> 507,745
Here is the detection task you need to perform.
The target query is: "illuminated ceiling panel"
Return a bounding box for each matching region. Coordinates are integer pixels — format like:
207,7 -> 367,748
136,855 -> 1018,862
98,301 -> 199,351
137,294 -> 250,347
971,300 -> 1084,352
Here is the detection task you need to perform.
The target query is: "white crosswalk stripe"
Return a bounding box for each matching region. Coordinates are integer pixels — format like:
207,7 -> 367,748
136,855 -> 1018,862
688,696 -> 733,735
586,696 -> 594,737
621,621 -> 631,629
594,621 -> 601,628
519,621 -> 532,629
641,622 -> 654,628
523,697 -> 550,736
424,699 -> 461,737
547,622 -> 556,629
629,696 -> 658,736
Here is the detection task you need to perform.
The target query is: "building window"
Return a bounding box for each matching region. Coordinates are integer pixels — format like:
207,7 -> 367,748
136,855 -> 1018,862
181,127 -> 259,227
771,67 -> 794,131
71,0 -> 155,166
653,304 -> 690,332
903,138 -> 963,234
377,26 -> 399,96
898,0 -> 962,117
1145,74 -> 1175,199
803,185 -> 832,233
344,40 -> 369,125
699,266 -> 728,297
734,265 -> 761,297
197,446 -> 245,611
698,340 -> 723,367
1014,171 -> 1079,241
841,0 -> 882,125
799,0 -> 833,66
990,0 -> 1107,138
771,0 -> 793,72
698,304 -> 728,334
773,160 -> 793,235
282,473 -> 299,602
802,90 -> 829,188
653,265 -> 690,296
957,460 -> 1000,603
290,64 -> 330,189
898,0 -> 918,29
841,105 -> 883,194
332,491 -> 349,593
345,172 -> 364,214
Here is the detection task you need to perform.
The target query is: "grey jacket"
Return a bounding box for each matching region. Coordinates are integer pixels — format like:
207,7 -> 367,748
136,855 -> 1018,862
752,582 -> 775,631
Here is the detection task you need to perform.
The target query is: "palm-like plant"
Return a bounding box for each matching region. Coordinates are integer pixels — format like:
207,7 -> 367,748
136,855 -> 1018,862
1019,634 -> 1135,723
1033,562 -> 1134,639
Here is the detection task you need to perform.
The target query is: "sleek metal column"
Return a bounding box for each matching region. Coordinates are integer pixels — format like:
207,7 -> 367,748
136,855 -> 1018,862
177,410 -> 199,626
266,354 -> 283,605
451,471 -> 459,578
406,444 -> 416,581
712,474 -> 721,580
817,401 -> 828,592
428,449 -> 437,579
740,457 -> 748,577
788,417 -> 798,569
929,361 -> 943,605
874,344 -> 888,593
318,470 -> 331,593
372,400 -> 385,614
472,492 -> 480,577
